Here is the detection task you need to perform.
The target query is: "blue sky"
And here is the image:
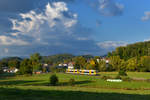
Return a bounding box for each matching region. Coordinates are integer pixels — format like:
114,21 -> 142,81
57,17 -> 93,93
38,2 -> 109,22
0,0 -> 150,57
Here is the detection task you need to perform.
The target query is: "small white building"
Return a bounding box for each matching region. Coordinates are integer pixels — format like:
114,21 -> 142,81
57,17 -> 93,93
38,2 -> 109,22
68,62 -> 74,69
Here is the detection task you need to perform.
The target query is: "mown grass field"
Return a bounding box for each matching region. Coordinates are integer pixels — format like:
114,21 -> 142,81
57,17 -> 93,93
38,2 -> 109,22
0,72 -> 150,100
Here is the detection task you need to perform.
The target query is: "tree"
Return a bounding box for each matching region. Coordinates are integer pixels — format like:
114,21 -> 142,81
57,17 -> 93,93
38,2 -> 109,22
0,60 -> 8,68
98,60 -> 107,72
8,60 -> 20,69
138,56 -> 150,72
50,74 -> 58,86
126,57 -> 138,71
109,56 -> 123,71
30,53 -> 42,72
19,59 -> 32,75
73,56 -> 86,69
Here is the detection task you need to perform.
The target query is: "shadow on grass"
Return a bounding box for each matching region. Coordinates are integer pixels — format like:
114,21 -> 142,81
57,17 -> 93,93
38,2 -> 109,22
0,87 -> 150,100
0,80 -> 93,86
59,80 -> 92,86
0,73 -> 15,80
0,80 -> 44,86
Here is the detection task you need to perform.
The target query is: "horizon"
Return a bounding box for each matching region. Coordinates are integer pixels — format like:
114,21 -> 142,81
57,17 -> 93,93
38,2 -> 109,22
0,0 -> 150,57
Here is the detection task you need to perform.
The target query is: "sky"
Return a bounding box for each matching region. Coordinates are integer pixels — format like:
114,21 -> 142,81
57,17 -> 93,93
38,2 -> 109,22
0,0 -> 150,57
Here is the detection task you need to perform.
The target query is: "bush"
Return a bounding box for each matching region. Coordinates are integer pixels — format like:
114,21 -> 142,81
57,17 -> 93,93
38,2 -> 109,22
68,78 -> 75,86
0,69 -> 3,74
101,75 -> 112,80
121,76 -> 131,82
118,70 -> 127,76
50,74 -> 58,86
147,79 -> 150,82
115,75 -> 121,79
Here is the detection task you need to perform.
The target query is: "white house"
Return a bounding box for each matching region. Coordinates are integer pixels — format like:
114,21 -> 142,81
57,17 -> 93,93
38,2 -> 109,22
68,62 -> 74,69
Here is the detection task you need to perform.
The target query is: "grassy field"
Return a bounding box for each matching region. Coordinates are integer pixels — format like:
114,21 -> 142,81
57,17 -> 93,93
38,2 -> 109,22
0,72 -> 150,100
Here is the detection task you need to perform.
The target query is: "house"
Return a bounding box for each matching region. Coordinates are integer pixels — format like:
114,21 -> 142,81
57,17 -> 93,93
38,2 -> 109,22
101,57 -> 110,64
3,67 -> 19,73
68,62 -> 74,69
42,63 -> 50,73
56,63 -> 68,69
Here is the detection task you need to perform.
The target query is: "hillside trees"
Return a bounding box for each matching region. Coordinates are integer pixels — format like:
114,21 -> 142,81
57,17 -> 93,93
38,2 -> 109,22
138,56 -> 150,72
109,56 -> 125,71
110,41 -> 150,60
73,56 -> 87,69
98,60 -> 107,72
19,59 -> 32,75
30,53 -> 42,72
8,59 -> 21,69
126,57 -> 138,71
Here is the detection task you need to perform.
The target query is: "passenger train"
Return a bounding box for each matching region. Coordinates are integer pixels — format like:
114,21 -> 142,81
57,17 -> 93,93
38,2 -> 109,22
66,69 -> 98,75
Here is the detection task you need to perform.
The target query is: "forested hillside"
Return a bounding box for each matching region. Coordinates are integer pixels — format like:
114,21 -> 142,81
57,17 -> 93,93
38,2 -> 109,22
107,41 -> 150,72
109,41 -> 150,60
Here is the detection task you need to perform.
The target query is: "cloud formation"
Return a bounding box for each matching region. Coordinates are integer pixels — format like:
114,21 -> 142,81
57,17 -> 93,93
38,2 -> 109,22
0,1 -> 127,57
0,35 -> 28,46
142,11 -> 150,21
97,41 -> 127,49
0,0 -> 75,13
88,0 -> 124,16
0,2 -> 103,56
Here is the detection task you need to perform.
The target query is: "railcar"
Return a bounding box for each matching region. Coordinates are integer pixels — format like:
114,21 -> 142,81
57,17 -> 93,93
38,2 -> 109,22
66,69 -> 98,75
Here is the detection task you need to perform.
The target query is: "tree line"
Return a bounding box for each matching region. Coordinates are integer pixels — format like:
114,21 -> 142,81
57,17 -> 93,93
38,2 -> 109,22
108,41 -> 150,72
1,40 -> 150,75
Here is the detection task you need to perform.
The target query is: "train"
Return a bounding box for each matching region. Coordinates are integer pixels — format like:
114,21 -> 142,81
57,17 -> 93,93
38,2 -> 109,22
66,69 -> 98,75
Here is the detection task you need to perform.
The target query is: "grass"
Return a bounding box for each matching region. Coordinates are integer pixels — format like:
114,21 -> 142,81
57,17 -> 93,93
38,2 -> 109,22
0,72 -> 150,100
100,72 -> 150,79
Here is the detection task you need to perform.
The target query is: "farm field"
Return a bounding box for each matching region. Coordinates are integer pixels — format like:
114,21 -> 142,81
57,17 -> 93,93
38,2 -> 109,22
0,72 -> 150,100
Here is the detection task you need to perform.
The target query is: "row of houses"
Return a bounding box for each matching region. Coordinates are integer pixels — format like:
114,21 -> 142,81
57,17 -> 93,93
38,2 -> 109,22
2,67 -> 19,73
57,58 -> 110,69
1,58 -> 110,74
57,62 -> 74,69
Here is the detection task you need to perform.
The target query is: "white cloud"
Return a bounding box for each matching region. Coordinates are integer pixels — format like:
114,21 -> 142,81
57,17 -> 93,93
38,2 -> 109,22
88,0 -> 124,16
97,41 -> 127,49
11,2 -> 77,37
142,11 -> 150,21
0,35 -> 29,46
0,2 -> 103,56
77,37 -> 90,41
144,38 -> 150,42
10,2 -> 78,42
0,1 -> 124,57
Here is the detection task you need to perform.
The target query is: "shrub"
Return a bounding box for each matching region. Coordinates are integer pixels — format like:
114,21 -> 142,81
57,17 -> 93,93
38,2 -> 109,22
0,69 -> 3,74
68,78 -> 75,86
121,76 -> 131,82
50,74 -> 58,86
115,75 -> 121,79
147,79 -> 150,82
118,70 -> 127,76
101,75 -> 112,80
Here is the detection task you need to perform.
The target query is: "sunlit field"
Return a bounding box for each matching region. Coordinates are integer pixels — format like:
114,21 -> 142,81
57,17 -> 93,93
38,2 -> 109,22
0,72 -> 150,100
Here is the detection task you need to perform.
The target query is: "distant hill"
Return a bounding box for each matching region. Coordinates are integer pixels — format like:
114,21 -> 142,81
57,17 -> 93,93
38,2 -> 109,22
42,54 -> 96,64
0,57 -> 23,62
109,41 -> 150,60
42,54 -> 75,63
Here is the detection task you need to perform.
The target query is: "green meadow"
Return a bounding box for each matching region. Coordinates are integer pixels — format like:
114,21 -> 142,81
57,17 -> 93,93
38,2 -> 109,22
0,72 -> 150,100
